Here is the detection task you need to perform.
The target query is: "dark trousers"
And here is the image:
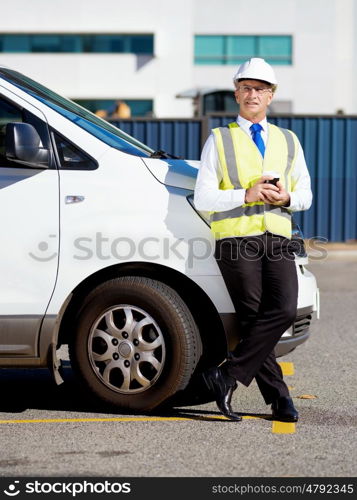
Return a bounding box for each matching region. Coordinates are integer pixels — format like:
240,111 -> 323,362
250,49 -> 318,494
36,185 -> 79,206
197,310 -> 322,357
215,232 -> 298,404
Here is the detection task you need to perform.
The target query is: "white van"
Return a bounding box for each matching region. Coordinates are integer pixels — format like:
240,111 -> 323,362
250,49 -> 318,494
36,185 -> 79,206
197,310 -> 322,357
0,67 -> 319,411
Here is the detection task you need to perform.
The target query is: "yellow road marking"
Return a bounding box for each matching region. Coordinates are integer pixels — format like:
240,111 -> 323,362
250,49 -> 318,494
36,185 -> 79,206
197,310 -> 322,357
274,362 -> 297,433
278,362 -> 295,376
0,415 -> 262,425
0,417 -> 195,424
272,421 -> 296,434
0,415 -> 296,434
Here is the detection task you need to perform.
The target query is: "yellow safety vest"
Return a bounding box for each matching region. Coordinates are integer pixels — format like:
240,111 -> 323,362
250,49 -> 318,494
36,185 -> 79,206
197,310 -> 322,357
211,122 -> 298,239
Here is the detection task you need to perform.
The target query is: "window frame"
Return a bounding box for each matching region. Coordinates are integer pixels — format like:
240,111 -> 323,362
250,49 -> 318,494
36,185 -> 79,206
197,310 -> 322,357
0,33 -> 154,55
72,98 -> 154,118
194,35 -> 293,66
50,128 -> 99,171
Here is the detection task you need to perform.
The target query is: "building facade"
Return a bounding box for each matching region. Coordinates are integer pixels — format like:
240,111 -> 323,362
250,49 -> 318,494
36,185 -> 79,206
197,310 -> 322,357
0,0 -> 356,117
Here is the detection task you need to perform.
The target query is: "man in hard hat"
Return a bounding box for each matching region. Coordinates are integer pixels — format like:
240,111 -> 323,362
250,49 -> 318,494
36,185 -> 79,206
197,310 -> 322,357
194,58 -> 312,422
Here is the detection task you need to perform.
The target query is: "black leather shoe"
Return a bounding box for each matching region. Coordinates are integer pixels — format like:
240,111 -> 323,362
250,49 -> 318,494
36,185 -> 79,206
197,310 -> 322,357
271,396 -> 299,422
203,367 -> 242,421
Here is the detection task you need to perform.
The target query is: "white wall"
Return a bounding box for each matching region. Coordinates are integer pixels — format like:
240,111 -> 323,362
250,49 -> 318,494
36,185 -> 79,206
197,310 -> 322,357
193,0 -> 357,114
0,0 -> 194,117
0,0 -> 356,116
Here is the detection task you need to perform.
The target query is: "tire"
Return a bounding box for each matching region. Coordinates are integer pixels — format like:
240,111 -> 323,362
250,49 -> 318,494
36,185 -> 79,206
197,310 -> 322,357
69,276 -> 202,411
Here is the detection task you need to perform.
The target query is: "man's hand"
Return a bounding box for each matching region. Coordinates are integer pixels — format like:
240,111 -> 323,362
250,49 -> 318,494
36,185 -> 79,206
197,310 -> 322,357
245,176 -> 280,203
260,180 -> 290,206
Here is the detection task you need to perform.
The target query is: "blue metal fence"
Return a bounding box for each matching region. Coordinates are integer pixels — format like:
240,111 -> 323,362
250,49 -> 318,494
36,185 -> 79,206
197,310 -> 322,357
112,119 -> 202,162
111,116 -> 357,242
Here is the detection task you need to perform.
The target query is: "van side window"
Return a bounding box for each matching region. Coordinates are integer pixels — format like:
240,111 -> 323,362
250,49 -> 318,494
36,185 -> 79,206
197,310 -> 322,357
53,132 -> 98,170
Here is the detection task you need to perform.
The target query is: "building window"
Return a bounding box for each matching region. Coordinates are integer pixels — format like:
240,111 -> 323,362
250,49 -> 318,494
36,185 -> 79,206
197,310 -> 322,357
0,34 -> 154,54
194,35 -> 292,65
202,91 -> 237,115
73,99 -> 154,118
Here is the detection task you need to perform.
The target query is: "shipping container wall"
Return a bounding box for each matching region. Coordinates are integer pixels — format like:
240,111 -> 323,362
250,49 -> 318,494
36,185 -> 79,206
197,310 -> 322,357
112,117 -> 357,242
112,120 -> 202,162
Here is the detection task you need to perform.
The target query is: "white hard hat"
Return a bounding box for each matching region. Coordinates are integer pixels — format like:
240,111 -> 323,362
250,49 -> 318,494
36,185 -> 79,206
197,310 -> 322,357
233,58 -> 277,85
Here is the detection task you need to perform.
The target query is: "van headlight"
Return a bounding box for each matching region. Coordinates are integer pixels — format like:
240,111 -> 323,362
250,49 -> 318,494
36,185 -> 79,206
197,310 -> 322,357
291,218 -> 307,258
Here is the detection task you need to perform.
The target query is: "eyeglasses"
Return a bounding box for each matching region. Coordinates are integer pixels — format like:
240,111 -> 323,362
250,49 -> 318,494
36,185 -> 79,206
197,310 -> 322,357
238,85 -> 272,95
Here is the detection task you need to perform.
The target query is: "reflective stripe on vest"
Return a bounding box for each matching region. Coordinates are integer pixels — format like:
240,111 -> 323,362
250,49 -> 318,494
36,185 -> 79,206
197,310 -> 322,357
211,122 -> 298,240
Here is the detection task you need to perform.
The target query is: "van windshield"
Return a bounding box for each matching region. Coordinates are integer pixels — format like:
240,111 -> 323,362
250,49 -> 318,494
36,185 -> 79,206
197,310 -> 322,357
0,68 -> 154,157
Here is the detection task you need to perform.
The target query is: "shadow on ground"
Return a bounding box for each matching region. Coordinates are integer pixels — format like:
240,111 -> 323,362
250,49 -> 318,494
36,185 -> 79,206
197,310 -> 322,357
0,364 -> 95,414
0,364 -> 275,422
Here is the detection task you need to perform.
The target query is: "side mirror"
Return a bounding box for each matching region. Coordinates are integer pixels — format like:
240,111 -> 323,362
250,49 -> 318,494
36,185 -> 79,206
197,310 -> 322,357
5,122 -> 49,168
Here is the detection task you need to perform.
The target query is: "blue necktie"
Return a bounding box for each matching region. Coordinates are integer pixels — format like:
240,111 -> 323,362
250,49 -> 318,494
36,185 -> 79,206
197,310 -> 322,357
250,123 -> 265,157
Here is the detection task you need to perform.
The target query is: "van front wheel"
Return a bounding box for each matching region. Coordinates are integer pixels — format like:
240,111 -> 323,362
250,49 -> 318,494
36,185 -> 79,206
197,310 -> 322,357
69,276 -> 201,411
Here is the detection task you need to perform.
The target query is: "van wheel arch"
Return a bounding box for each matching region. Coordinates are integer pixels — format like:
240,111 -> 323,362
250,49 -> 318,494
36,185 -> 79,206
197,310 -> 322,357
68,276 -> 203,410
57,263 -> 228,370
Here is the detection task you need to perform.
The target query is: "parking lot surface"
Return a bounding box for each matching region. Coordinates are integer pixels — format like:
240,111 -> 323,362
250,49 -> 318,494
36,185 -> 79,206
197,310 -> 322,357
0,257 -> 356,477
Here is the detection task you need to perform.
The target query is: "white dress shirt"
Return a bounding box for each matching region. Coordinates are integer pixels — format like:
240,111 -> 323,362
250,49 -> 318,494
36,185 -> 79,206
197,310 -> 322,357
194,115 -> 313,213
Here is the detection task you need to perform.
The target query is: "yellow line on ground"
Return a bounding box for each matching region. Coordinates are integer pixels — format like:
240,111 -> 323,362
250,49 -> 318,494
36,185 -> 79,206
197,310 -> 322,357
272,421 -> 296,434
0,417 -> 189,424
0,415 -> 261,425
278,361 -> 295,376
